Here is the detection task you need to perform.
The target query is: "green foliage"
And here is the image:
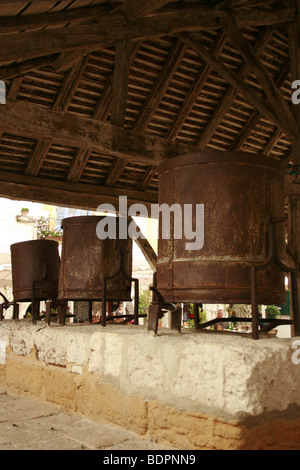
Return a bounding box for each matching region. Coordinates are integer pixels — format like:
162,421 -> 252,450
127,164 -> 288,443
138,287 -> 152,315
265,305 -> 281,319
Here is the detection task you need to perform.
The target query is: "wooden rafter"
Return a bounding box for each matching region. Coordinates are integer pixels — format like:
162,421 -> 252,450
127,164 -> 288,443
122,0 -> 172,19
93,43 -> 139,121
196,27 -> 274,148
0,7 -> 295,66
178,32 -> 296,139
111,40 -> 130,127
105,158 -> 128,187
229,58 -> 290,153
167,31 -> 227,140
136,166 -> 157,191
66,149 -> 91,183
224,19 -> 299,137
134,38 -> 187,133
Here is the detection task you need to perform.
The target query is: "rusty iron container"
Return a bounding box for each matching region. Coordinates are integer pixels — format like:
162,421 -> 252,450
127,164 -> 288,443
156,151 -> 286,305
10,239 -> 60,302
58,216 -> 132,301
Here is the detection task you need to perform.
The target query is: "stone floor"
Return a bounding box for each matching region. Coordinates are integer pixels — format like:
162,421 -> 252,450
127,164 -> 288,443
0,388 -> 169,451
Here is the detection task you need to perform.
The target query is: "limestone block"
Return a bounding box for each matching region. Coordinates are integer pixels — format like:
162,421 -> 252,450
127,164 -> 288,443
104,333 -> 123,377
34,327 -> 67,366
66,333 -> 90,366
44,365 -> 78,411
89,331 -> 105,375
127,334 -> 165,392
5,356 -> 44,398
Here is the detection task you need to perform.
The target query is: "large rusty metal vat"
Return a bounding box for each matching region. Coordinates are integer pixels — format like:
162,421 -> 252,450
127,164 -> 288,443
58,216 -> 132,301
10,239 -> 60,302
156,152 -> 286,305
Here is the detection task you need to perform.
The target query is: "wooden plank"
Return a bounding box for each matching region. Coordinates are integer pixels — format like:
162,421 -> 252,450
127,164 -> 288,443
177,29 -> 296,143
134,38 -> 186,133
224,20 -> 299,138
0,100 -> 199,166
111,40 -> 130,126
0,169 -> 158,210
167,32 -> 227,140
136,166 -> 157,191
105,158 -> 127,186
93,42 -> 139,121
25,140 -> 51,176
122,0 -> 171,19
0,7 -> 295,65
196,27 -> 274,148
66,148 -> 91,182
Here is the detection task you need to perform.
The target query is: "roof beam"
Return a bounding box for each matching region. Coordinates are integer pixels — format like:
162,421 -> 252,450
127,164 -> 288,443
167,31 -> 227,140
178,31 -> 297,140
133,38 -> 187,133
224,19 -> 299,137
111,40 -> 130,127
0,100 -> 199,166
196,27 -> 275,148
0,169 -> 157,211
0,7 -> 295,65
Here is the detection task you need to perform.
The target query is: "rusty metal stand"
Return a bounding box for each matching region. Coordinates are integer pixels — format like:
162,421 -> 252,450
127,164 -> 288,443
101,250 -> 141,327
250,217 -> 300,339
147,273 -> 182,334
0,292 -> 18,320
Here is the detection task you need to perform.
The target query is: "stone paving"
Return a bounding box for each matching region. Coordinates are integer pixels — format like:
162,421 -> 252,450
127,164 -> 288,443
0,388 -> 168,450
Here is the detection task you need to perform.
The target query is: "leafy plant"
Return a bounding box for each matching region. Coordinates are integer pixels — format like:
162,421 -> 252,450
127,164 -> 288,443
138,287 -> 152,315
265,305 -> 281,319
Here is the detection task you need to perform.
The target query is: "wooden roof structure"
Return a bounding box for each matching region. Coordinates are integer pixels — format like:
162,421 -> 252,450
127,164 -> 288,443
0,0 -> 299,213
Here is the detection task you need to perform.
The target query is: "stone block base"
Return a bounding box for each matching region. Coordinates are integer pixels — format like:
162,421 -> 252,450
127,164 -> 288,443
1,321 -> 300,449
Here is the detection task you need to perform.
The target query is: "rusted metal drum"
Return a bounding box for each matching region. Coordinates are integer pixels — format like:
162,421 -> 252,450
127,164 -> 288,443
10,239 -> 60,302
156,152 -> 286,305
58,216 -> 132,301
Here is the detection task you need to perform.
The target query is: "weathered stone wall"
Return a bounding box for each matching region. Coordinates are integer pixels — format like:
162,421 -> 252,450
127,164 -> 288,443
1,321 -> 300,449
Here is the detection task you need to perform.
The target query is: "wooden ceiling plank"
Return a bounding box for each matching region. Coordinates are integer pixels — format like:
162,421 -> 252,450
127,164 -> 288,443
224,19 -> 299,138
111,39 -> 130,127
167,31 -> 227,140
0,7 -> 295,66
134,38 -> 187,133
0,100 -> 200,166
